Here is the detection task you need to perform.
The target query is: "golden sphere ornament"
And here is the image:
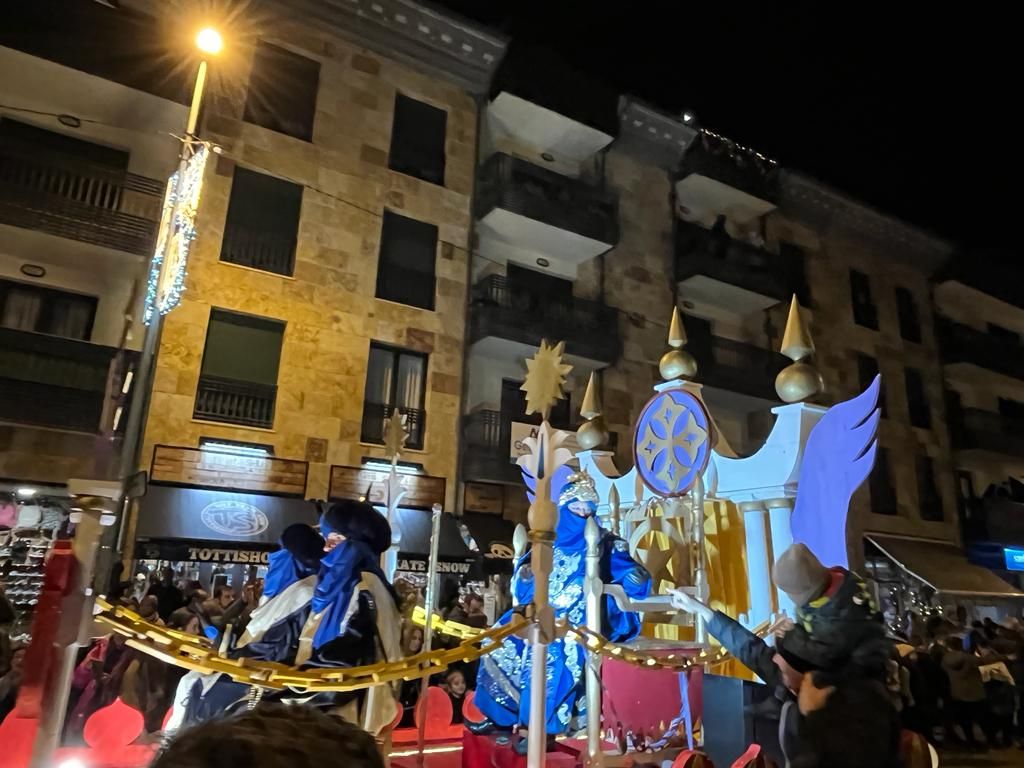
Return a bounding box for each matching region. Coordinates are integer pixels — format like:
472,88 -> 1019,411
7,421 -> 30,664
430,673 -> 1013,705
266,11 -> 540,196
576,416 -> 609,450
775,362 -> 824,403
659,348 -> 697,381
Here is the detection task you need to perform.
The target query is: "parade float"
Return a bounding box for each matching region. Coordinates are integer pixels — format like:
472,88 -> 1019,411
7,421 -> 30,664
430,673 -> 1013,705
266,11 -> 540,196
0,296 -> 883,768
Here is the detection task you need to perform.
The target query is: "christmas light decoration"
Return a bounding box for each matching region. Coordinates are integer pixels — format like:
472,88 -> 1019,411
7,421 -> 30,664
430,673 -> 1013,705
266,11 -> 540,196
143,144 -> 209,323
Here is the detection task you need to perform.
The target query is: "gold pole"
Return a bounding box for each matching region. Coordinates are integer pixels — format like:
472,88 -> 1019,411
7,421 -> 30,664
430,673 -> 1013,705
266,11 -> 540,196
691,475 -> 708,646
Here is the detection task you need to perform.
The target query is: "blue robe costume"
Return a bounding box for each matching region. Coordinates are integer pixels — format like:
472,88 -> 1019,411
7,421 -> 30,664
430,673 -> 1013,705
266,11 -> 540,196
474,476 -> 651,734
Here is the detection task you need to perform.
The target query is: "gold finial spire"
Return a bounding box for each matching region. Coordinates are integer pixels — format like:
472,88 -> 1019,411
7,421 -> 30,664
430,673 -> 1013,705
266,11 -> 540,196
775,294 -> 823,403
780,295 -> 815,361
580,372 -> 601,419
659,305 -> 697,381
576,372 -> 609,450
668,306 -> 687,348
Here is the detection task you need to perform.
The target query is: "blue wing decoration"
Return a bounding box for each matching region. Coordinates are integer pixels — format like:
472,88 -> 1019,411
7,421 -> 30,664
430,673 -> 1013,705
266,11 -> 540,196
790,375 -> 881,569
522,463 -> 575,504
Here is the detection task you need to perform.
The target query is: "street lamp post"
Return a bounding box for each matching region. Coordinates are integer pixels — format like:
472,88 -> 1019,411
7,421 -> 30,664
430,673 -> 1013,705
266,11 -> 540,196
114,27 -> 222,547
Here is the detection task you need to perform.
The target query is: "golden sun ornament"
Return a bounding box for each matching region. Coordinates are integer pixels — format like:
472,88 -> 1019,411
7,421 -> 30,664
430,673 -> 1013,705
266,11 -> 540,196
521,339 -> 573,421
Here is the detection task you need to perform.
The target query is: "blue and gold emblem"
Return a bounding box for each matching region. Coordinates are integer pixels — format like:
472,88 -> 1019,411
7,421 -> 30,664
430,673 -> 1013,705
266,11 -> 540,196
633,388 -> 711,497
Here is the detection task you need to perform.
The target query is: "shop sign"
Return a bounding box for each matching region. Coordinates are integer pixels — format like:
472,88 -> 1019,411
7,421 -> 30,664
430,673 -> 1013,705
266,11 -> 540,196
200,499 -> 269,537
1004,547 -> 1024,571
187,547 -> 270,564
135,539 -> 273,564
329,465 -> 445,510
397,558 -> 473,575
510,422 -> 580,462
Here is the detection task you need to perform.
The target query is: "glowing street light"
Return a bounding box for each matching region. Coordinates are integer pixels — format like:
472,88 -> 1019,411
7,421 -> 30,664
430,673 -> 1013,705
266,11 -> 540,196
195,27 -> 223,56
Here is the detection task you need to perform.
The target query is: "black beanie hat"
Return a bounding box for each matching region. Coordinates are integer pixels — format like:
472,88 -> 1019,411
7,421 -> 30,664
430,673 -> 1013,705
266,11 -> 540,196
280,523 -> 325,569
323,500 -> 392,555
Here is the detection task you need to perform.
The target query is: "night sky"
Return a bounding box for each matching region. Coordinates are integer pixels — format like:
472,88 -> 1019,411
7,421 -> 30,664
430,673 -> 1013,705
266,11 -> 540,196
440,2 -> 1020,261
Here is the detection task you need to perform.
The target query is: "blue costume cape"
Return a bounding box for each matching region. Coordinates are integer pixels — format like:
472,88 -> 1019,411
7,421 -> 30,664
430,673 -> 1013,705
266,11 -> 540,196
311,516 -> 392,652
474,499 -> 651,734
263,545 -> 318,601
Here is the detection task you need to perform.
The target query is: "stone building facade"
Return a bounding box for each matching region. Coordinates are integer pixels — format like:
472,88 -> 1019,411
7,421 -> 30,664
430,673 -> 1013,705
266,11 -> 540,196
772,175 -> 959,564
135,4 -> 505,511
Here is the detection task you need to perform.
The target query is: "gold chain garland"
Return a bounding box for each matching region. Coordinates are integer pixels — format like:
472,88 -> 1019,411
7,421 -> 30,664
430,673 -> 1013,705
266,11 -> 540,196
94,599 -> 780,691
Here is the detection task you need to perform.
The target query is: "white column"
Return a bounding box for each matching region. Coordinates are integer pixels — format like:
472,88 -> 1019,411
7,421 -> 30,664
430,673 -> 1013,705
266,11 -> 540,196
740,501 -> 772,629
767,498 -> 795,618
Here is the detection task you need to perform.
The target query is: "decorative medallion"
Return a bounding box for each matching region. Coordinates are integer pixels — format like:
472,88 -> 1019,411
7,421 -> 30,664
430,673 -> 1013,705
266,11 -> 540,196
633,388 -> 711,497
200,499 -> 269,537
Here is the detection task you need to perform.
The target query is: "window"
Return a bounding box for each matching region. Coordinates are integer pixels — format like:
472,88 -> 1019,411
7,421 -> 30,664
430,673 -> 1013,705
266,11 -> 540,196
220,167 -> 302,276
0,279 -> 97,340
199,437 -> 274,457
917,455 -> 944,521
243,41 -> 320,141
849,269 -> 878,330
856,353 -> 886,417
361,343 -> 427,449
869,447 -> 897,515
194,309 -> 284,429
375,211 -> 438,310
894,287 -> 921,343
999,398 -> 1024,423
388,94 -> 447,185
904,367 -> 930,429
988,323 -> 1021,345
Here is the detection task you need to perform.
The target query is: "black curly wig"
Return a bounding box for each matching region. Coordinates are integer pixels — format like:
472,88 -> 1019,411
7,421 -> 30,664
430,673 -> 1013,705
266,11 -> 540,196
280,523 -> 325,569
322,499 -> 392,555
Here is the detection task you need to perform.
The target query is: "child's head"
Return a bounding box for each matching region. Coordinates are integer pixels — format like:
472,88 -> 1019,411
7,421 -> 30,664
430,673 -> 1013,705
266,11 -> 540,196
445,669 -> 466,696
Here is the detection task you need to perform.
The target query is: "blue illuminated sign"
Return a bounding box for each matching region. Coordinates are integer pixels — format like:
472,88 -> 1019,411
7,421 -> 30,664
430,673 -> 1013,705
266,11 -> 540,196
1004,547 -> 1024,571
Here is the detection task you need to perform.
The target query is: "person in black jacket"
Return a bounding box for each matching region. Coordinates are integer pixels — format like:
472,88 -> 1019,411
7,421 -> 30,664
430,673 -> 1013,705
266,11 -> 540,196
672,588 -> 900,767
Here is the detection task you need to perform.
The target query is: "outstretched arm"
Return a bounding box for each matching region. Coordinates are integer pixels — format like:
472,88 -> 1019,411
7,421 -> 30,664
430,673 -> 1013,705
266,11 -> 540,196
669,589 -> 781,686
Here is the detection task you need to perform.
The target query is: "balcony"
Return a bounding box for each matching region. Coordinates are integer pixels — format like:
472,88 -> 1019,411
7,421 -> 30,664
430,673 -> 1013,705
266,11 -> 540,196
675,220 -> 805,313
675,134 -> 778,227
691,333 -> 784,402
475,152 -> 618,269
470,275 -> 621,367
950,408 -> 1024,460
194,376 -> 277,430
0,327 -> 134,433
0,141 -> 162,257
939,319 -> 1024,382
360,402 -> 425,451
462,409 -> 615,484
220,225 -> 296,277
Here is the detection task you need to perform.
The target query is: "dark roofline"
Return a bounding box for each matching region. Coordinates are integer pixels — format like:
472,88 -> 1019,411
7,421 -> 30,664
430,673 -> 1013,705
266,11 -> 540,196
261,0 -> 508,95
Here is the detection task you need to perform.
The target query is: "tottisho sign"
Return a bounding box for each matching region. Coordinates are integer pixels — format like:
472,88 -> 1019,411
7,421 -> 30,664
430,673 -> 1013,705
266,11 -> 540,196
135,539 -> 271,564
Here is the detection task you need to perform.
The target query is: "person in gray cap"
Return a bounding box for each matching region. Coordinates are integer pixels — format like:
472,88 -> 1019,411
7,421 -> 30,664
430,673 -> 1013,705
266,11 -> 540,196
671,542 -> 897,766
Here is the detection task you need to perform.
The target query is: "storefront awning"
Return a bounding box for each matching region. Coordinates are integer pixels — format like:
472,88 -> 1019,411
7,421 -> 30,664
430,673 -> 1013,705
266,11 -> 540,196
395,508 -> 477,576
461,512 -> 518,574
135,484 -> 320,551
866,534 -> 1024,599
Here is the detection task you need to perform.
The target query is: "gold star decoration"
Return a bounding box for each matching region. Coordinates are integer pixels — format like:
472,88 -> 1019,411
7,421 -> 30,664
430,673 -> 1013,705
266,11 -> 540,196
383,408 -> 408,460
521,339 -> 573,422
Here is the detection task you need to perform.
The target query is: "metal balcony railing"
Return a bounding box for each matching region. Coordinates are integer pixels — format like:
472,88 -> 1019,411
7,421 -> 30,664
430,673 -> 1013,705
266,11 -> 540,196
0,327 -> 132,432
675,220 -> 805,305
219,225 -> 297,276
938,319 -> 1024,381
471,275 -> 622,364
690,332 -> 786,401
475,152 -> 619,246
950,407 -> 1024,459
194,375 -> 277,429
0,142 -> 162,256
360,402 -> 425,450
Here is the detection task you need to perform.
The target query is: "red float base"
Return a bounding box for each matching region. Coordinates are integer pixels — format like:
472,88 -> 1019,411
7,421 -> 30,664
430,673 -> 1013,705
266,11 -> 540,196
462,731 -> 579,768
